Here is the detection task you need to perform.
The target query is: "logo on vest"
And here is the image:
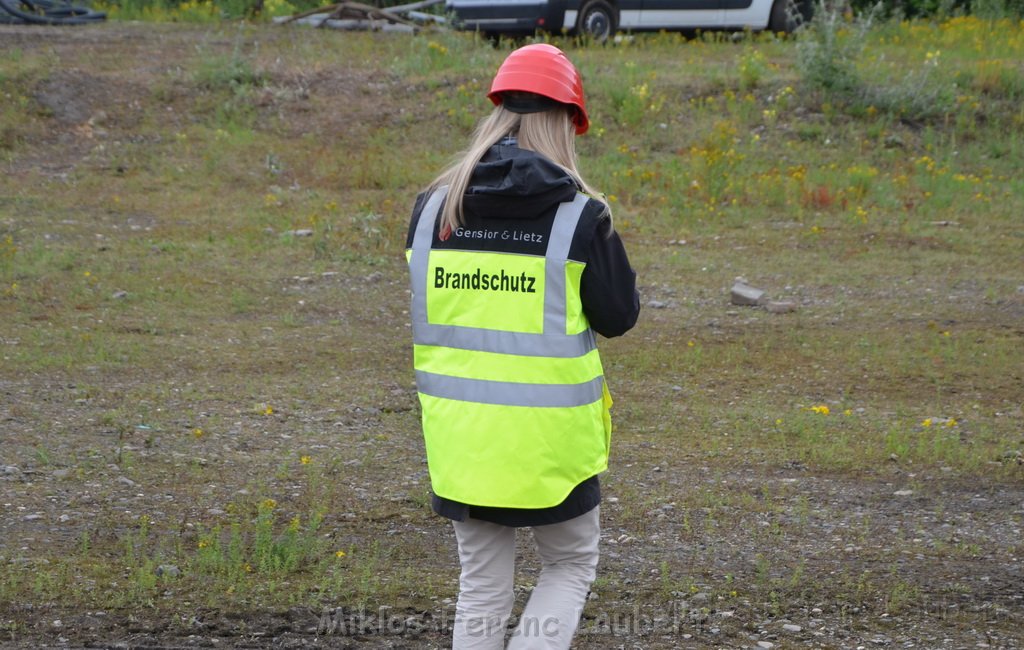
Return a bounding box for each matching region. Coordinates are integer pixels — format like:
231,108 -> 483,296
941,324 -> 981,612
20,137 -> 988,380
434,267 -> 537,294
452,227 -> 544,244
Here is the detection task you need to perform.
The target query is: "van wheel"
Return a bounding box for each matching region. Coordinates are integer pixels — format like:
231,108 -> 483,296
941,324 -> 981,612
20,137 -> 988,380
577,0 -> 616,42
768,0 -> 809,34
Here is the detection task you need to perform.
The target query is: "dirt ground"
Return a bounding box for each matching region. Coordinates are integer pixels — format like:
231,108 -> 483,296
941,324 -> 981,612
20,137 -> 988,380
1,21 -> 1022,650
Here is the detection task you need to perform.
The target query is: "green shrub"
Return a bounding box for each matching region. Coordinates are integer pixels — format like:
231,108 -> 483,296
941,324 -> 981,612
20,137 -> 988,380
796,0 -> 877,95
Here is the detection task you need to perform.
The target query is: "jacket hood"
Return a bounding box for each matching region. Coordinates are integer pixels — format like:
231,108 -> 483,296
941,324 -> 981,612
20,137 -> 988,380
462,141 -> 579,220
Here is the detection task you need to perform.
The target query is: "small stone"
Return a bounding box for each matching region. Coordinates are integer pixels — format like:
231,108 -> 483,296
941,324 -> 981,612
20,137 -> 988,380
1,465 -> 21,477
283,229 -> 314,238
24,514 -> 44,521
884,134 -> 905,149
647,300 -> 667,309
765,301 -> 797,314
117,476 -> 138,488
59,514 -> 71,523
758,642 -> 775,649
110,290 -> 129,300
52,468 -> 72,479
730,279 -> 766,306
783,623 -> 803,632
893,489 -> 914,497
156,564 -> 181,578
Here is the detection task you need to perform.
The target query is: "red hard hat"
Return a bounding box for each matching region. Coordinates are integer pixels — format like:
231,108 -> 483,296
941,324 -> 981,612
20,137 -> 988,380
488,44 -> 589,135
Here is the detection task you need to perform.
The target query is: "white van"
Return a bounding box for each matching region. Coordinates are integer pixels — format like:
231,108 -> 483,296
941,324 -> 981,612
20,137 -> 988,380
445,0 -> 812,40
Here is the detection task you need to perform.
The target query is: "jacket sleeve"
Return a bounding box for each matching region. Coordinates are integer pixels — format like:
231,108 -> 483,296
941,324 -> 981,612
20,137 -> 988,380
580,217 -> 640,338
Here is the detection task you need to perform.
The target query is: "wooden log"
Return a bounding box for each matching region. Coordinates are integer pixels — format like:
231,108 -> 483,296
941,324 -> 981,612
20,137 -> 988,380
387,0 -> 443,13
276,0 -> 438,29
277,2 -> 340,24
341,0 -> 418,27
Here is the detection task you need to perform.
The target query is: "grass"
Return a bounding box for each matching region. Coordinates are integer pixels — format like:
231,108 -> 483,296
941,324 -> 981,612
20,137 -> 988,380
1,14 -> 1023,647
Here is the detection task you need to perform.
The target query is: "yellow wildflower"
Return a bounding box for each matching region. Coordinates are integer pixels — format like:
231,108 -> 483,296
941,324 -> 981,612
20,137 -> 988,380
335,550 -> 347,558
922,418 -> 933,427
300,455 -> 311,465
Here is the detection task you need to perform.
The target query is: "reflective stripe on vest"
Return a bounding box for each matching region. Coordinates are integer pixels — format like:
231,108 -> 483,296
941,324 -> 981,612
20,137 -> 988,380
415,370 -> 604,408
408,186 -> 611,509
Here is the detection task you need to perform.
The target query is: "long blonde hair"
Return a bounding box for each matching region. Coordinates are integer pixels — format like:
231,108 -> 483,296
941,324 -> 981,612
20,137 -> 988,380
429,104 -> 609,235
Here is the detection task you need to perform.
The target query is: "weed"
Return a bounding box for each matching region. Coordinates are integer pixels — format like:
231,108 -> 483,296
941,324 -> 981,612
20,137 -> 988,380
796,0 -> 876,95
885,580 -> 921,614
33,445 -> 52,466
738,47 -> 768,90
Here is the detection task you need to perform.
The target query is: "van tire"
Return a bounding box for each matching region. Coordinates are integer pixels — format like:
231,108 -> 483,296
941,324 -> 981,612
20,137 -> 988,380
768,0 -> 808,34
576,0 -> 616,42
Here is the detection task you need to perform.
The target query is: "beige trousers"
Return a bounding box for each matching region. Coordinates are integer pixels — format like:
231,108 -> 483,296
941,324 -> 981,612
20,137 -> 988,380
451,507 -> 600,650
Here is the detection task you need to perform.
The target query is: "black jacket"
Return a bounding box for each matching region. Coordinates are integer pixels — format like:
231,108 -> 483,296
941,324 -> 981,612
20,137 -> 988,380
406,141 -> 640,526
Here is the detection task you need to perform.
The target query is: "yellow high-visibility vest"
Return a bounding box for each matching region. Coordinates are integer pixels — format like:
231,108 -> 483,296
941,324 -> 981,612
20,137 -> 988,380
407,187 -> 612,509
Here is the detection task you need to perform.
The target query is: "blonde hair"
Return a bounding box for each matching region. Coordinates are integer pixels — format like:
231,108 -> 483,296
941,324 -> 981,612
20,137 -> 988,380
429,104 -> 609,235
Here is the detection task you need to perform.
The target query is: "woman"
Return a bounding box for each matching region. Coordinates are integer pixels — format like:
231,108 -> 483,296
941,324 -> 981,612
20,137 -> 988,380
406,43 -> 639,649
